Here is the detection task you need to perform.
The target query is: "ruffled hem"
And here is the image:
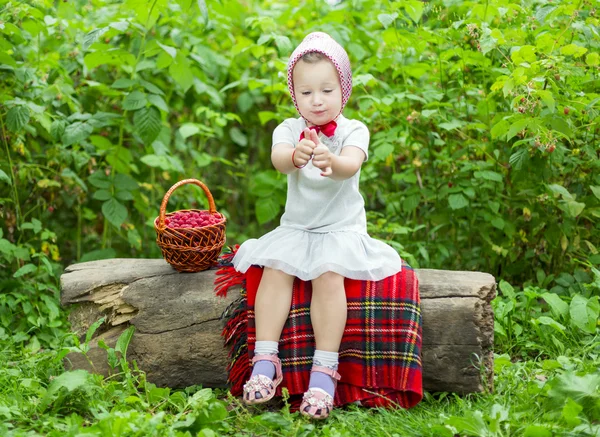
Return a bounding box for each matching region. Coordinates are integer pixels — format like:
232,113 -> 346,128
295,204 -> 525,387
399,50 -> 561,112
232,227 -> 402,282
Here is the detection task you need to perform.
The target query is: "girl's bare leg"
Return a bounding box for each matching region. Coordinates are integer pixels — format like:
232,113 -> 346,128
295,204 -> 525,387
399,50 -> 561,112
310,272 -> 347,351
255,267 -> 295,341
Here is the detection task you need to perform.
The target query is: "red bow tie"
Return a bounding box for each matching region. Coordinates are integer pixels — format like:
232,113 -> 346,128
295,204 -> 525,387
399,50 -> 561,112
299,120 -> 337,140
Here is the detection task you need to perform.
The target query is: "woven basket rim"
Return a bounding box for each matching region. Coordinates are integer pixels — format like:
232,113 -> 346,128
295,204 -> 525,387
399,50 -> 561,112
154,212 -> 227,230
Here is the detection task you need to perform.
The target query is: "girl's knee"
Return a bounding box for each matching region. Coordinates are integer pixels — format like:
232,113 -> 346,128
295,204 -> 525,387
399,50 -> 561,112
263,267 -> 295,283
312,272 -> 344,291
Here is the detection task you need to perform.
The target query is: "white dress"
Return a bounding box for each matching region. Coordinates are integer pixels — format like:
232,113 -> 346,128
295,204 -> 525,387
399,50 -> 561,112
232,115 -> 402,282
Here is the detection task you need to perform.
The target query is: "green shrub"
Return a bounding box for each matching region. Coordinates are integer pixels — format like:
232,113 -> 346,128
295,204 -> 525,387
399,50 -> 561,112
1,0 -> 598,347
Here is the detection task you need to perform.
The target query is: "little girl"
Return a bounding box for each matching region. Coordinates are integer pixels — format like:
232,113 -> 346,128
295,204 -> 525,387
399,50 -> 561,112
232,32 -> 402,419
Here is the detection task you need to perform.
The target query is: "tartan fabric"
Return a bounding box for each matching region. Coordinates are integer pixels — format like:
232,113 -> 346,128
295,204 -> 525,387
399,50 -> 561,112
215,246 -> 423,409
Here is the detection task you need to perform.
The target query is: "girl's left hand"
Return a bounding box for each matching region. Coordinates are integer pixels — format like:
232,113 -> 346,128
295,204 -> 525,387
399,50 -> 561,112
309,129 -> 333,177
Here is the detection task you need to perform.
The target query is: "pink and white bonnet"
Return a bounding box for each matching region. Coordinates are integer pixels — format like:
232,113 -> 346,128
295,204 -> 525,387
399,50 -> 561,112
286,32 -> 352,116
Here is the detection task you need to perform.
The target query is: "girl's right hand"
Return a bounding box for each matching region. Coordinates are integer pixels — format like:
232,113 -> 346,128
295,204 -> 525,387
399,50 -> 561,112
293,128 -> 316,167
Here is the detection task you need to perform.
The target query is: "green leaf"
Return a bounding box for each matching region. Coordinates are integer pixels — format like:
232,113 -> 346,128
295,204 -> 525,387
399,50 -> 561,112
535,5 -> 557,24
274,35 -> 292,55
536,316 -> 566,332
157,41 -> 177,58
179,123 -> 200,139
499,280 -> 515,299
62,168 -> 88,192
547,372 -> 600,408
102,198 -> 128,228
89,171 -> 111,189
447,411 -> 488,436
62,122 -> 93,146
85,317 -> 106,345
126,0 -> 167,28
50,119 -> 67,141
256,197 -> 280,225
403,0 -> 424,24
93,189 -> 112,201
560,44 -> 587,58
198,0 -> 209,24
109,21 -> 129,32
6,106 -> 30,132
84,49 -> 136,69
229,127 -> 247,147
169,53 -> 194,92
491,217 -> 505,230
438,119 -> 462,131
116,326 -> 135,360
115,190 -> 133,201
524,425 -> 552,437
549,116 -> 573,139
509,148 -> 528,170
374,143 -> 394,160
113,174 -> 138,191
122,91 -> 148,111
565,200 -> 584,218
491,119 -> 510,140
13,263 -> 37,278
257,34 -> 272,45
548,184 -> 573,200
0,51 -> 17,67
82,27 -> 108,51
448,193 -> 468,210
378,13 -> 398,28
148,94 -> 169,112
141,154 -> 171,170
536,90 -> 555,112
586,52 -> 600,66
112,78 -> 136,89
569,294 -> 598,334
511,45 -> 536,64
562,397 -> 583,427
506,118 -> 529,141
0,169 -> 11,185
258,111 -> 277,125
156,51 -> 173,69
479,27 -> 503,54
541,292 -> 569,320
41,370 -> 91,411
590,186 -> 600,201
475,170 -> 503,182
134,107 -> 161,144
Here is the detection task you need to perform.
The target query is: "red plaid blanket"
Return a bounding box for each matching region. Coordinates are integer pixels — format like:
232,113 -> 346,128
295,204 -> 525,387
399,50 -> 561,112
214,246 -> 423,409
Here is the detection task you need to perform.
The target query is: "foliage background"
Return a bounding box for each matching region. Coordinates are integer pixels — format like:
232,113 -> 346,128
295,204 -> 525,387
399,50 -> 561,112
0,0 -> 599,435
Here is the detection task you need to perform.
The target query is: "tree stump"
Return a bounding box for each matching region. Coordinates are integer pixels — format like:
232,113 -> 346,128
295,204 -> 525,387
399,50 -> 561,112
60,258 -> 496,394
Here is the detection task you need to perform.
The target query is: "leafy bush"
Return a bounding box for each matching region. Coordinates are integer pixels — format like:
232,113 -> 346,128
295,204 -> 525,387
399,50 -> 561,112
1,0 -> 598,350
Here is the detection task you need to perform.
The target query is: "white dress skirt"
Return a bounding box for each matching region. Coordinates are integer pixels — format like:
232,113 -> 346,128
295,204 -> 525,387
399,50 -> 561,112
232,115 -> 403,282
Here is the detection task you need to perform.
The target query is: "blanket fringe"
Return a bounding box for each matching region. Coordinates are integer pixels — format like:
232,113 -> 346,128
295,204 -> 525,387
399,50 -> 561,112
214,245 -> 249,396
214,245 -> 244,298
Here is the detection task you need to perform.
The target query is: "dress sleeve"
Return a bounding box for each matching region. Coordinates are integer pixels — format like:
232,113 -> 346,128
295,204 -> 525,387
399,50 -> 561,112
272,119 -> 297,148
343,120 -> 370,162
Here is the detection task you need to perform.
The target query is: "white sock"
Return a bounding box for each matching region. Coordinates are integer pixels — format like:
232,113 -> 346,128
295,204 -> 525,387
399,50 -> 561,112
255,340 -> 279,356
313,350 -> 339,369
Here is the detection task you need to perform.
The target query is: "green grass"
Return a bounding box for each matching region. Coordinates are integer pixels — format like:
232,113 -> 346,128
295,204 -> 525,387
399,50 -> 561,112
1,333 -> 599,437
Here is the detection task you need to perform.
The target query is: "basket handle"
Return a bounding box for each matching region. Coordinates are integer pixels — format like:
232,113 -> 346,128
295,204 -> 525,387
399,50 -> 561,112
158,178 -> 217,227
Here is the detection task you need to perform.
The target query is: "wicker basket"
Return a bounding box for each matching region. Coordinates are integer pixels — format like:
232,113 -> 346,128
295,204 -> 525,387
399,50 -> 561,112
154,179 -> 226,272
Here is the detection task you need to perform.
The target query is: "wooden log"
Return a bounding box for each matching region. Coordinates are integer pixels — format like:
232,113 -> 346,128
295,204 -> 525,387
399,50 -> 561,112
60,258 -> 496,394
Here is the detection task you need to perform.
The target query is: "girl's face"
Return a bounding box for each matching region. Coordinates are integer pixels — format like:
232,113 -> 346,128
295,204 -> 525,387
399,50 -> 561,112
292,59 -> 342,126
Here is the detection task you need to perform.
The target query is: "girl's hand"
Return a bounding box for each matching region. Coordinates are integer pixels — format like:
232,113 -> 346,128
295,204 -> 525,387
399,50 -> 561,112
293,128 -> 316,168
309,129 -> 333,177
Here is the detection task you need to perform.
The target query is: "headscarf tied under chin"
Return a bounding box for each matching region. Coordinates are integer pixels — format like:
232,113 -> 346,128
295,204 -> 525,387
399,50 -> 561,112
287,32 -> 352,118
